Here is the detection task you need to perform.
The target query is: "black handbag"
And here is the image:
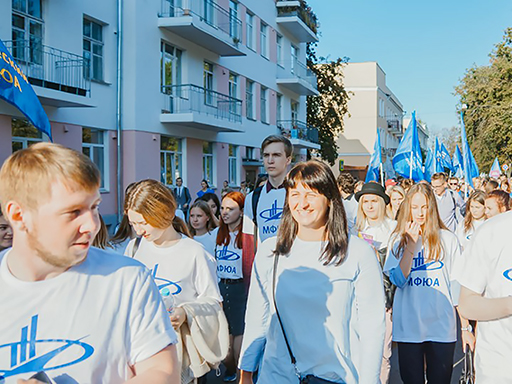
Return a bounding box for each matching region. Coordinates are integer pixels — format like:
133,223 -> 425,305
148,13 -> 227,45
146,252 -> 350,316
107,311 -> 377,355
272,255 -> 342,384
459,349 -> 475,384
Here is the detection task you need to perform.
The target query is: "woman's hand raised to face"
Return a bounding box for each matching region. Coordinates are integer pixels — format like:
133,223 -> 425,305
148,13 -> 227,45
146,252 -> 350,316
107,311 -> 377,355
405,221 -> 421,244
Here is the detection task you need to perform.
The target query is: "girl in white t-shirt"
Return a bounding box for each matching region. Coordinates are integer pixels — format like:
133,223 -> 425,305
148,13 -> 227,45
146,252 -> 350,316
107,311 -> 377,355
456,190 -> 486,251
355,183 -> 396,384
386,185 -> 406,220
216,191 -> 246,382
383,183 -> 462,384
188,200 -> 218,257
124,179 -> 226,383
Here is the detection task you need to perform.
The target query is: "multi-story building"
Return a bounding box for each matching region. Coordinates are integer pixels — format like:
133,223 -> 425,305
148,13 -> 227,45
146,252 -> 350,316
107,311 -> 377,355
0,0 -> 320,226
333,62 -> 405,180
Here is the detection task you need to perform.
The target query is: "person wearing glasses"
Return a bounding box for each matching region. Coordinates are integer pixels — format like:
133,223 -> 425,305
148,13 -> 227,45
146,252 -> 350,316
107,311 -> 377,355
430,173 -> 465,232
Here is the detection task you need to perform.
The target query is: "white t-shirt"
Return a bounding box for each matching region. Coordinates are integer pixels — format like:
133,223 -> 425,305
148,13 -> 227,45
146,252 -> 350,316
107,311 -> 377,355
240,236 -> 386,384
342,195 -> 358,235
125,236 -> 222,306
383,230 -> 461,343
0,247 -> 177,383
358,218 -> 397,251
193,228 -> 219,257
455,218 -> 485,251
242,183 -> 286,245
215,231 -> 243,279
452,211 -> 512,383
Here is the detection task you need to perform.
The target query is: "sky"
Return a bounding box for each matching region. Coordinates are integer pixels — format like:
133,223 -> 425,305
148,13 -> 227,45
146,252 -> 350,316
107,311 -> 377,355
307,0 -> 512,135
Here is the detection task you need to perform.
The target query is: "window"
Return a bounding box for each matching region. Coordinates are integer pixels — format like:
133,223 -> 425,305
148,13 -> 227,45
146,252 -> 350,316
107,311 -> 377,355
246,146 -> 255,160
276,34 -> 283,66
203,0 -> 214,25
228,145 -> 238,185
11,0 -> 43,64
260,22 -> 268,58
82,128 -> 107,190
229,72 -> 238,114
276,94 -> 283,121
229,1 -> 238,38
246,79 -> 254,120
291,45 -> 298,74
160,42 -> 182,94
291,100 -> 299,123
203,61 -> 214,105
160,136 -> 182,186
260,86 -> 268,123
11,118 -> 44,153
246,12 -> 254,50
83,18 -> 104,81
203,142 -> 214,185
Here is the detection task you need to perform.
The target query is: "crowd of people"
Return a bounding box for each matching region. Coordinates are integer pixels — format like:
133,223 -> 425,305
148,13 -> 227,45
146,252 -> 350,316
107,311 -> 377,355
0,136 -> 511,384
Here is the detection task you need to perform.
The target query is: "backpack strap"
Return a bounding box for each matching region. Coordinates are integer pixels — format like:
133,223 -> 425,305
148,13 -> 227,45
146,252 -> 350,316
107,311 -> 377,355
130,236 -> 142,258
251,185 -> 264,249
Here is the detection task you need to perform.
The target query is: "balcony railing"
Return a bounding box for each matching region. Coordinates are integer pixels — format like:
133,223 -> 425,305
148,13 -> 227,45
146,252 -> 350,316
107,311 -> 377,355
4,40 -> 90,96
277,120 -> 319,144
278,59 -> 318,89
162,84 -> 242,123
276,0 -> 318,34
387,119 -> 402,133
160,0 -> 242,43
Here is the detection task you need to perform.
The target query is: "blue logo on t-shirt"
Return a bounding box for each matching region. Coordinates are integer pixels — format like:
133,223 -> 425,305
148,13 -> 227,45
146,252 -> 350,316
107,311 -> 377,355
259,200 -> 283,223
216,245 -> 240,261
151,264 -> 182,295
503,268 -> 512,282
0,315 -> 94,379
410,250 -> 444,273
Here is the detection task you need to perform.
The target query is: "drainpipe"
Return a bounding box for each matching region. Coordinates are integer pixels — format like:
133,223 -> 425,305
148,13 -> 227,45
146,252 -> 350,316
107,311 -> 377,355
115,0 -> 123,223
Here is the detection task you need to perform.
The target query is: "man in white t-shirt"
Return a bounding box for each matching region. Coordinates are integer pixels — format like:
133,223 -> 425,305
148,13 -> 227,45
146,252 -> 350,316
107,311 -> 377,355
337,172 -> 358,234
454,210 -> 512,383
431,172 -> 465,232
242,135 -> 292,286
0,143 -> 178,383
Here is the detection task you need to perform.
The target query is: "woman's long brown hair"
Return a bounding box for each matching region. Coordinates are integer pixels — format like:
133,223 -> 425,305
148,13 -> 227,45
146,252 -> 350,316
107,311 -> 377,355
124,179 -> 190,237
274,160 -> 349,266
392,183 -> 447,261
188,200 -> 218,236
216,191 -> 245,249
464,190 -> 486,233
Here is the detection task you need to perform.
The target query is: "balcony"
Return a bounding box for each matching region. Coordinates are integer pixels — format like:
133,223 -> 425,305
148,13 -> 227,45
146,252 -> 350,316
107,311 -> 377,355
277,59 -> 318,96
276,0 -> 319,43
4,40 -> 93,107
161,84 -> 243,132
387,119 -> 402,134
278,120 -> 320,150
158,0 -> 245,57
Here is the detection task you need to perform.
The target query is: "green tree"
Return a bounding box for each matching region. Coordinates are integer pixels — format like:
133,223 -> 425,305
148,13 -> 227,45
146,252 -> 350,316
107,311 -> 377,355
307,42 -> 351,165
455,27 -> 512,172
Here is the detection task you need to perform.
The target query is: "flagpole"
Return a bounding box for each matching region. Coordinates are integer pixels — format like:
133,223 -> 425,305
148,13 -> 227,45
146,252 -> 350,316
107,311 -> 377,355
380,163 -> 384,187
409,151 -> 413,179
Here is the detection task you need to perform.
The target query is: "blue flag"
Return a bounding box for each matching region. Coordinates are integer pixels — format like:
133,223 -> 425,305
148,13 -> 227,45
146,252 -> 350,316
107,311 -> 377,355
0,39 -> 52,140
489,157 -> 501,178
461,112 -> 479,187
424,139 -> 443,182
452,145 -> 463,178
440,142 -> 454,172
365,129 -> 382,183
393,111 -> 424,181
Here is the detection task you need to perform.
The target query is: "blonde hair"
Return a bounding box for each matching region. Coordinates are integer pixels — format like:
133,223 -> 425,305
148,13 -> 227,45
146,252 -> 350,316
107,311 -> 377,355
125,179 -> 190,237
392,183 -> 447,261
0,143 -> 100,213
356,194 -> 387,232
386,185 -> 406,219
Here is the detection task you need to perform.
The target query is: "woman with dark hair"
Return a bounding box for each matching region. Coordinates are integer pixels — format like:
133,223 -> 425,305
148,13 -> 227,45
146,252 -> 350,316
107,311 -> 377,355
215,191 -> 246,382
0,207 -> 13,252
456,190 -> 486,251
197,179 -> 214,198
110,182 -> 137,254
239,160 -> 386,384
198,192 -> 221,227
383,183 -> 463,384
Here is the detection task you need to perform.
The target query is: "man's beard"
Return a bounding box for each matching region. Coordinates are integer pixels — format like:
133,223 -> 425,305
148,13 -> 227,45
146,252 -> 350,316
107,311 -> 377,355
26,225 -> 85,269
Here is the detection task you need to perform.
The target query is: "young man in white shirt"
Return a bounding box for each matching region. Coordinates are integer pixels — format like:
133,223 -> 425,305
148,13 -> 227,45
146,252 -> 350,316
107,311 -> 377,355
454,210 -> 512,383
242,135 -> 292,286
431,172 -> 465,232
0,143 -> 179,383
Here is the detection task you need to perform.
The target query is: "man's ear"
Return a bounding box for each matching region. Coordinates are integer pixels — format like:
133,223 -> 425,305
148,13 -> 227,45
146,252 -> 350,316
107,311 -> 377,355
4,200 -> 28,232
286,156 -> 292,166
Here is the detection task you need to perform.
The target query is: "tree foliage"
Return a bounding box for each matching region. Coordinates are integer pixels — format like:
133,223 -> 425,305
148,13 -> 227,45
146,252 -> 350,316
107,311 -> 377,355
454,27 -> 512,172
307,42 -> 351,165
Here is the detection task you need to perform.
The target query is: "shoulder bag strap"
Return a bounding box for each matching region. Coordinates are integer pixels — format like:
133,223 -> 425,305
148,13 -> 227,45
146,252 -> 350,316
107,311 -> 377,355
252,185 -> 264,251
131,236 -> 142,258
272,254 -> 299,373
